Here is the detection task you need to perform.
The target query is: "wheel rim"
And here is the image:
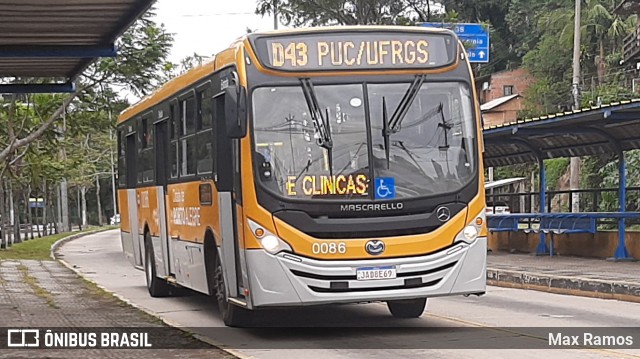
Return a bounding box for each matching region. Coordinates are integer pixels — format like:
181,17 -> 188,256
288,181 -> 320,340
214,260 -> 226,305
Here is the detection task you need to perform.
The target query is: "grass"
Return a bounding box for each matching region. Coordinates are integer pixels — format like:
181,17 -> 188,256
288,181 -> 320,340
0,226 -> 116,261
17,264 -> 58,309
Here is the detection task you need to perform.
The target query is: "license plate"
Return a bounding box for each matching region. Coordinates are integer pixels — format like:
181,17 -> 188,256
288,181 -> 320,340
356,266 -> 396,281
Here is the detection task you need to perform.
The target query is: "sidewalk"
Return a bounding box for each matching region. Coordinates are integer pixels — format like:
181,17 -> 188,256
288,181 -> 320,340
0,259 -> 235,358
487,252 -> 640,302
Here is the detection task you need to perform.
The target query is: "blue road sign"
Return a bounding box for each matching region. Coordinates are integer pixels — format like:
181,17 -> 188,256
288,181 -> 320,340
419,22 -> 490,63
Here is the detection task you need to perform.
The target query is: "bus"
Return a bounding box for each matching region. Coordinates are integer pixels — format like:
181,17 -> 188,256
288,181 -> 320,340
116,26 -> 487,327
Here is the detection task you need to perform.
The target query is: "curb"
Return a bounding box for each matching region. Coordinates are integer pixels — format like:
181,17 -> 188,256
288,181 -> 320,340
52,230 -> 252,359
487,267 -> 640,303
50,228 -> 116,260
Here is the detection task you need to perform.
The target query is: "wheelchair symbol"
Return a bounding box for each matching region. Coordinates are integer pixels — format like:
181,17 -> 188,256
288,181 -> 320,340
374,178 -> 395,199
377,181 -> 391,198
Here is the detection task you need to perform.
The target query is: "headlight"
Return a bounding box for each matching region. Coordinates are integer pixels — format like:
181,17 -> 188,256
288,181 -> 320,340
260,234 -> 280,253
463,225 -> 478,241
457,210 -> 485,243
248,219 -> 292,255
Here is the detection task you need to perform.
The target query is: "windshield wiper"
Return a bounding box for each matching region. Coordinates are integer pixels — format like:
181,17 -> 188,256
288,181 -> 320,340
382,97 -> 391,169
381,75 -> 425,168
436,103 -> 451,150
388,74 -> 426,134
300,78 -> 333,176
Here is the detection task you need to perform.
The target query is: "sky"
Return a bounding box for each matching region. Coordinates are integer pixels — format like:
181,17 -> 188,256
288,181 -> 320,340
152,0 -> 284,63
151,0 -> 445,63
120,0 -> 444,103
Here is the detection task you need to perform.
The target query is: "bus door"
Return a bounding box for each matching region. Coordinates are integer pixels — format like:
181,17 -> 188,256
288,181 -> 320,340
125,132 -> 142,267
154,118 -> 171,277
215,84 -> 246,300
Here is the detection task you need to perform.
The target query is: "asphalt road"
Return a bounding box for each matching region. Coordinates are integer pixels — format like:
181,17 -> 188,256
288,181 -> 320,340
58,230 -> 640,359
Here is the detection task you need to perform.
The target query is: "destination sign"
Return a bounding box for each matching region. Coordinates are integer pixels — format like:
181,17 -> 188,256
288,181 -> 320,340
286,174 -> 369,197
252,31 -> 457,72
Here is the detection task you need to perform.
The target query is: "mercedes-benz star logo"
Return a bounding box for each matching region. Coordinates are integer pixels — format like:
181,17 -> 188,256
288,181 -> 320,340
365,240 -> 385,255
436,206 -> 451,222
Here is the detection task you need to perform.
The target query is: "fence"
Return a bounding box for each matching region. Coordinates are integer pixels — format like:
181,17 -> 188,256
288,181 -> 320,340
486,187 -> 640,227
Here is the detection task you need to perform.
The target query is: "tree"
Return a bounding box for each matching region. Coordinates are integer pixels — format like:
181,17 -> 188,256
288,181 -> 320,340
162,53 -> 209,80
582,0 -> 636,84
0,8 -> 173,168
0,7 -> 174,239
256,0 -> 437,26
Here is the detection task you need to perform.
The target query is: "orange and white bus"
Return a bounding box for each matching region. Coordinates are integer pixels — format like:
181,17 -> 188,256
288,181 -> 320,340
117,26 -> 487,327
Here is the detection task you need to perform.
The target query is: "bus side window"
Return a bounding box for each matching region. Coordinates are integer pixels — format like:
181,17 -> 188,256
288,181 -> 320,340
136,117 -> 144,184
214,93 -> 232,191
196,86 -> 215,174
139,115 -> 155,183
117,129 -> 126,187
180,95 -> 197,177
169,101 -> 179,179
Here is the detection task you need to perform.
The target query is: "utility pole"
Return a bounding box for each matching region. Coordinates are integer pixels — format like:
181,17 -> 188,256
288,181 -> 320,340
570,0 -> 581,213
60,106 -> 70,232
109,126 -> 117,217
273,0 -> 278,30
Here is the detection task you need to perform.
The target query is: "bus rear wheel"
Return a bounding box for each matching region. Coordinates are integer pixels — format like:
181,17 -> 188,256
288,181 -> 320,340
213,252 -> 253,327
387,298 -> 427,318
144,233 -> 172,297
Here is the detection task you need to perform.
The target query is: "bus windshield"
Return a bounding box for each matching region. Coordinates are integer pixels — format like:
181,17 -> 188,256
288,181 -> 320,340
252,81 -> 476,201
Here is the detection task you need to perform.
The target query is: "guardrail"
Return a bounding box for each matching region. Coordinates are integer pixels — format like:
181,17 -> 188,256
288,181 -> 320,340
487,212 -> 640,257
486,187 -> 640,226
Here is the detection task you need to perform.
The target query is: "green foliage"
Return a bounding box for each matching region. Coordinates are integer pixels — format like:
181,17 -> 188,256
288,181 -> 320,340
599,150 -> 640,211
0,227 -> 105,261
580,82 -> 637,106
256,0 -> 430,26
162,53 -> 209,80
88,11 -> 174,97
545,158 -> 570,190
520,77 -> 571,117
493,163 -> 536,182
0,7 -> 174,229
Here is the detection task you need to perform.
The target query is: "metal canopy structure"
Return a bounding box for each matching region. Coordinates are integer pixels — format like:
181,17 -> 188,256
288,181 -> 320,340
483,99 -> 640,167
483,100 -> 640,261
0,0 -> 155,93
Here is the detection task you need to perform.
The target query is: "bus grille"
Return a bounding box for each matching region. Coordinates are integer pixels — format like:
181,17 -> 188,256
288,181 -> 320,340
289,260 -> 458,294
309,279 -> 442,293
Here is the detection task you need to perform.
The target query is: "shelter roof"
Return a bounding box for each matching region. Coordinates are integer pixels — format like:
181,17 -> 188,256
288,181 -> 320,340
0,0 -> 155,92
483,99 -> 640,167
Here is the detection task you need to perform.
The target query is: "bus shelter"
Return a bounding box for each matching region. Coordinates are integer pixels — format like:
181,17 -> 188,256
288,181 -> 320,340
483,100 -> 640,261
0,0 -> 155,93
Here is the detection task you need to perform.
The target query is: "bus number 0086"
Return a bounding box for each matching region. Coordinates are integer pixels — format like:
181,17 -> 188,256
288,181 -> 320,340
312,242 -> 347,255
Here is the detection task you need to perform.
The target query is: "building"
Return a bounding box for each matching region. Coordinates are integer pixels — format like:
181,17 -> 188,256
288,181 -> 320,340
475,68 -> 535,127
480,94 -> 525,127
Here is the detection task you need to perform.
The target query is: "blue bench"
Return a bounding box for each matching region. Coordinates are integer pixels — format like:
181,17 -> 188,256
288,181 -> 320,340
543,216 -> 596,234
488,212 -> 640,258
487,216 -> 519,232
522,215 -> 596,235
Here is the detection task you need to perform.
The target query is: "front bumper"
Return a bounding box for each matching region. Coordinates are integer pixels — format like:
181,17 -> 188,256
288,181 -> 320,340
246,237 -> 487,307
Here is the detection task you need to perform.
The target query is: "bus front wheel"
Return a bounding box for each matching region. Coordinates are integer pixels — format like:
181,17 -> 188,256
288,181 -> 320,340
144,233 -> 172,297
386,298 -> 427,318
213,252 -> 253,327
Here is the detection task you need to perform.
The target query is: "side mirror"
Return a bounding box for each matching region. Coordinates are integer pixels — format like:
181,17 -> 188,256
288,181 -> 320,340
225,85 -> 247,138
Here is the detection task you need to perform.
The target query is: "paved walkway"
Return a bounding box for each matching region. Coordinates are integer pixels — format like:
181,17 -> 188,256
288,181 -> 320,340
487,252 -> 640,301
0,259 -> 234,358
